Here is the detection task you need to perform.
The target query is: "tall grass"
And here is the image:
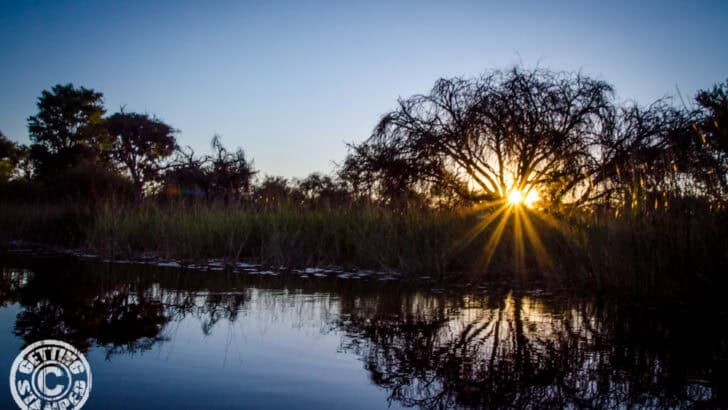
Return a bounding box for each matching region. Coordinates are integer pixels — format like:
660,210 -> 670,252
88,203 -> 470,275
1,199 -> 726,295
573,202 -> 728,293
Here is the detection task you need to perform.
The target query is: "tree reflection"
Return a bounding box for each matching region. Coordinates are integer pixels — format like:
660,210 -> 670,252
12,268 -> 170,356
1,260 -> 252,357
337,290 -> 727,408
0,260 -> 725,408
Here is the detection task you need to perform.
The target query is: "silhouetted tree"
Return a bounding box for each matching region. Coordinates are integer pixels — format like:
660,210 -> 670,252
592,85 -> 728,211
106,112 -> 177,203
344,68 -> 618,210
343,67 -> 725,213
340,142 -> 435,208
27,84 -> 108,177
161,137 -> 257,203
208,135 -> 256,203
593,101 -> 694,211
161,146 -> 209,200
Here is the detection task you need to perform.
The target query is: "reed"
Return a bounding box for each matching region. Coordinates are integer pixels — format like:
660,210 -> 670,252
87,202 -> 469,275
1,199 -> 725,294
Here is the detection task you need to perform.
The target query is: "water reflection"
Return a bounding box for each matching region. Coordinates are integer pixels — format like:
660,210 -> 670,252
0,258 -> 726,409
337,291 -> 727,408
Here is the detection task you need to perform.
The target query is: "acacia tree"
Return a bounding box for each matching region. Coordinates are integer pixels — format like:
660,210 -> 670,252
162,146 -> 210,199
27,84 -> 108,177
105,112 -> 177,203
343,67 -> 706,211
208,135 -> 256,203
343,68 -> 615,209
161,137 -> 256,203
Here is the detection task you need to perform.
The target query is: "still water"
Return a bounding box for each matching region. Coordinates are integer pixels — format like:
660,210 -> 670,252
0,256 -> 726,409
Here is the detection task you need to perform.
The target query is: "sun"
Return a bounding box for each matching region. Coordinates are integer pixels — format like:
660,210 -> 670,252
507,188 -> 539,208
507,190 -> 524,205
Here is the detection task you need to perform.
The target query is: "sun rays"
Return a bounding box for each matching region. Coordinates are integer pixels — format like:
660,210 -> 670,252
457,184 -> 559,276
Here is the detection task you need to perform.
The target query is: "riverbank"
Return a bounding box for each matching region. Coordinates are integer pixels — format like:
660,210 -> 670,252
0,201 -> 725,296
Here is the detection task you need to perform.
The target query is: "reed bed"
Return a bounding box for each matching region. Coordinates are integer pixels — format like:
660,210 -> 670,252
1,200 -> 725,294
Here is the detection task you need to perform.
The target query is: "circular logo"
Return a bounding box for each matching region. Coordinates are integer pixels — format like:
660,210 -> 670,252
9,340 -> 92,410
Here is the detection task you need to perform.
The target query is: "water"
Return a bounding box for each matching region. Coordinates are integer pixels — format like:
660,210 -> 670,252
0,256 -> 726,409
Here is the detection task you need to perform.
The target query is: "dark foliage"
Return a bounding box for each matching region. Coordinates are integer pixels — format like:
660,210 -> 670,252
161,136 -> 256,203
208,135 -> 256,203
27,84 -> 109,178
253,175 -> 302,207
296,172 -> 351,208
105,111 -> 177,203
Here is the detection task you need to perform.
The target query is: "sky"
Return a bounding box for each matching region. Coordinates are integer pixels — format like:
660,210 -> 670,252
1,0 -> 727,178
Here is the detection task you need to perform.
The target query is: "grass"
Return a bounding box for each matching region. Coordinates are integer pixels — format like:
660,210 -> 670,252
1,199 -> 726,296
574,203 -> 727,293
87,203 -> 468,275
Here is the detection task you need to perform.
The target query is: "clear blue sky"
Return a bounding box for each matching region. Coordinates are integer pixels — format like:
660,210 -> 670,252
1,0 -> 726,178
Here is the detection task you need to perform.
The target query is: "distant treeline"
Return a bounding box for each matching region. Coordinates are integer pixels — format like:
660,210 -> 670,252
0,83 -> 350,208
1,66 -> 726,213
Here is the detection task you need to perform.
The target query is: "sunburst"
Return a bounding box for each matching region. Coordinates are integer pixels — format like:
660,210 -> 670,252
456,183 -> 558,276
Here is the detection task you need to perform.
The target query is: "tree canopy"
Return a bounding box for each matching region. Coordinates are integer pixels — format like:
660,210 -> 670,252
162,136 -> 257,203
27,84 -> 108,177
105,112 -> 177,202
342,67 -> 724,211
